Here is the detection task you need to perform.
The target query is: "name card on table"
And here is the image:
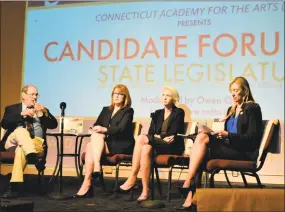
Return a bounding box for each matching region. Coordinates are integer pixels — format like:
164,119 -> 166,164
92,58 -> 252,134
59,117 -> 83,135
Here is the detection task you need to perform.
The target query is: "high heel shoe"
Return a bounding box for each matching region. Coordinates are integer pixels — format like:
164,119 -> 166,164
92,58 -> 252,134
92,171 -> 106,191
178,178 -> 196,198
176,179 -> 197,211
175,204 -> 197,211
72,186 -> 93,199
92,171 -> 103,179
115,184 -> 135,194
137,195 -> 149,204
177,186 -> 195,198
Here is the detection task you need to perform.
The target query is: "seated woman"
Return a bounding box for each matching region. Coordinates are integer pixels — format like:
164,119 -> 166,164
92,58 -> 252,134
73,84 -> 135,198
119,86 -> 185,202
175,76 -> 264,211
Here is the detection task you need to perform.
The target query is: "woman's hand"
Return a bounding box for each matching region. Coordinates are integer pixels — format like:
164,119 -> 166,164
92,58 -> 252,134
154,134 -> 161,139
211,130 -> 229,139
197,125 -> 213,134
163,135 -> 174,143
92,126 -> 107,133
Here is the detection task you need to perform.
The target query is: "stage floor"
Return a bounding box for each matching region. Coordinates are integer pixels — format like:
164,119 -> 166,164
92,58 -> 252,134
0,174 -> 284,212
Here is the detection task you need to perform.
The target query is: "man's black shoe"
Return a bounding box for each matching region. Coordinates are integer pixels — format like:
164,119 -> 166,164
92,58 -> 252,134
26,152 -> 46,171
35,157 -> 46,172
2,183 -> 24,199
26,153 -> 37,164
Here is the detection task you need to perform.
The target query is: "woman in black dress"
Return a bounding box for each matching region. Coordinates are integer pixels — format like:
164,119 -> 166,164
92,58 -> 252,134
119,86 -> 185,202
73,84 -> 134,198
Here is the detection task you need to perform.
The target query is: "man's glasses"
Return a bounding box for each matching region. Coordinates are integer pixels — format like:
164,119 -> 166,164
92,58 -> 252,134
113,92 -> 125,97
25,92 -> 40,98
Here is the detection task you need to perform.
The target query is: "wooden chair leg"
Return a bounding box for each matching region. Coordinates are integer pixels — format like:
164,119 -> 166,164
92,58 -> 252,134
167,166 -> 174,202
37,170 -> 45,195
252,172 -> 264,188
115,163 -> 120,190
242,172 -> 264,188
224,170 -> 232,187
37,171 -> 44,185
100,166 -> 106,192
209,169 -> 220,188
240,172 -> 248,187
194,169 -> 203,188
79,162 -> 84,182
155,166 -> 163,198
204,172 -> 209,188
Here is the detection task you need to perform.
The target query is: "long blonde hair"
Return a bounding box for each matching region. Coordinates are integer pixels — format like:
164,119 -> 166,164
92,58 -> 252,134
227,77 -> 255,117
109,84 -> 132,110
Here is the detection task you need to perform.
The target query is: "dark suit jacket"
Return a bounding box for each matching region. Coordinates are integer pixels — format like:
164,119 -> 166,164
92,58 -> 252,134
0,103 -> 58,154
148,105 -> 185,154
94,106 -> 135,154
225,102 -> 263,152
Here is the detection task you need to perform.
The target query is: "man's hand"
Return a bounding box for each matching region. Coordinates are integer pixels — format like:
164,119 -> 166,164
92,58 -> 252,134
21,109 -> 35,117
163,135 -> 174,143
34,103 -> 47,113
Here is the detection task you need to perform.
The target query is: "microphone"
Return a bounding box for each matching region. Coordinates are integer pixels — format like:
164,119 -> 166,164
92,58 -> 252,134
60,102 -> 66,116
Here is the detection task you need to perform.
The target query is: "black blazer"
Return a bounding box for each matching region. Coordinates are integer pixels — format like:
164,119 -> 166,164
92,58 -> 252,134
225,102 -> 263,152
94,106 -> 135,154
0,103 -> 58,153
148,105 -> 185,153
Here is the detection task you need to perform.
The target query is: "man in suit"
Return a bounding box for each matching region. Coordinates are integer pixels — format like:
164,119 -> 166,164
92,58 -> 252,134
0,85 -> 58,198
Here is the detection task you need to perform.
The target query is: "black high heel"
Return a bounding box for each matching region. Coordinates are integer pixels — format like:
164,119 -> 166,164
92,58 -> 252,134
72,186 -> 93,199
178,178 -> 196,198
175,204 -> 197,211
178,186 -> 196,198
176,179 -> 197,211
92,171 -> 103,179
115,184 -> 135,194
137,195 -> 149,204
114,184 -> 136,200
92,171 -> 105,191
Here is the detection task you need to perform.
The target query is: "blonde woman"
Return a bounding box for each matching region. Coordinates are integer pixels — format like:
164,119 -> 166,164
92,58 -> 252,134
176,77 -> 263,211
119,86 -> 185,202
73,84 -> 134,198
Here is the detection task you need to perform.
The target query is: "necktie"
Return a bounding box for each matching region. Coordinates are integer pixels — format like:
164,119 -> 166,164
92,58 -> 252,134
25,106 -> 35,139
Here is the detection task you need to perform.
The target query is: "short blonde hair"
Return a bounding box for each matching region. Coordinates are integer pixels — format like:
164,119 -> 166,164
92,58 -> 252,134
109,84 -> 132,109
163,86 -> 180,105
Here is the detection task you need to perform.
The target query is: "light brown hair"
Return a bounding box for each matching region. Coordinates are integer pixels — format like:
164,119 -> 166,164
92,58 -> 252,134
227,76 -> 255,117
109,84 -> 132,110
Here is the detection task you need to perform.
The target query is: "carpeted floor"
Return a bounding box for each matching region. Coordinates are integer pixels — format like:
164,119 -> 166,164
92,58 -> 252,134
0,174 -> 283,212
